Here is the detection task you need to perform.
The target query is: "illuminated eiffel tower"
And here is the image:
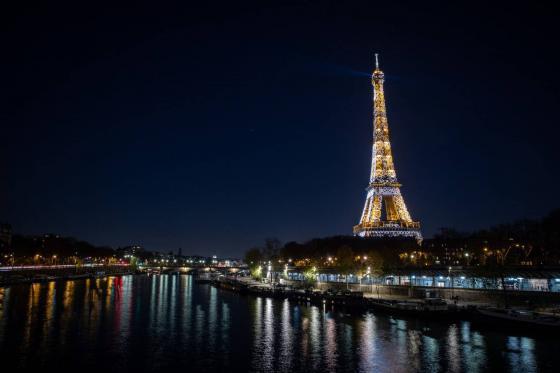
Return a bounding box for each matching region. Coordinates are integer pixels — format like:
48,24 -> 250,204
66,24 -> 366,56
353,54 -> 422,241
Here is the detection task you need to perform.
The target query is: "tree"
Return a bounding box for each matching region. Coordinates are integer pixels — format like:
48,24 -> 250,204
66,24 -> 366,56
336,245 -> 355,289
365,250 -> 384,278
303,267 -> 317,288
263,237 -> 281,260
130,256 -> 139,271
251,265 -> 263,280
244,247 -> 263,268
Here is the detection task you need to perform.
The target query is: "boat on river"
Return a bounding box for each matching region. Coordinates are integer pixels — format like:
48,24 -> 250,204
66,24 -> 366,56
475,307 -> 560,331
194,273 -> 214,284
368,298 -> 449,316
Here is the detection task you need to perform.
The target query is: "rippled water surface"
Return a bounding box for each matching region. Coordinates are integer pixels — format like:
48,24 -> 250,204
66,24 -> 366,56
0,275 -> 557,372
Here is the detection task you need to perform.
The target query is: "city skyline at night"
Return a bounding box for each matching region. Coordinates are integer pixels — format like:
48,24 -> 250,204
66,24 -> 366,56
2,3 -> 560,373
2,3 -> 559,256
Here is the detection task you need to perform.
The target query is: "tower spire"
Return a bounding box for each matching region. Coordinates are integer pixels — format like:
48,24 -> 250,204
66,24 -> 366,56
375,53 -> 379,70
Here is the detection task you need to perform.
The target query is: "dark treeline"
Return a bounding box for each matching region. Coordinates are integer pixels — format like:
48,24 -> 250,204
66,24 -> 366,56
245,236 -> 417,274
245,209 -> 560,270
0,233 -> 202,265
280,237 -> 415,264
6,234 -> 115,258
426,208 -> 560,266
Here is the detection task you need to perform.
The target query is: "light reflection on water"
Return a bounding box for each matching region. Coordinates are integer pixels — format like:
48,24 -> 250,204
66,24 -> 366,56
0,275 -> 556,372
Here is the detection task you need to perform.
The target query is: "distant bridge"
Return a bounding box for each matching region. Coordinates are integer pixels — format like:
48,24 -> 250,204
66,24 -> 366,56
139,264 -> 247,274
0,264 -> 133,286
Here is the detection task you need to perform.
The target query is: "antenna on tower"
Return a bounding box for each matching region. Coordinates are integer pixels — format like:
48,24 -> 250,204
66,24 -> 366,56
375,53 -> 380,70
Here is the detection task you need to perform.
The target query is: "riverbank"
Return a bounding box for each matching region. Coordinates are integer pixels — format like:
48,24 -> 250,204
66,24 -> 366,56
212,275 -> 560,333
284,278 -> 560,308
214,276 -> 467,315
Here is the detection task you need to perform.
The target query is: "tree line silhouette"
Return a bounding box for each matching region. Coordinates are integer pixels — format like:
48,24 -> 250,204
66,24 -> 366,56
245,208 -> 560,271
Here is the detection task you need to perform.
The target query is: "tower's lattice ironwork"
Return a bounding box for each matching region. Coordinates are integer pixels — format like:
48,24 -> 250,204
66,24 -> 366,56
353,55 -> 422,241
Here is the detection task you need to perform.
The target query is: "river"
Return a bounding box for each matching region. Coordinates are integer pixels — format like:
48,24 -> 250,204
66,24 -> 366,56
0,275 -> 556,372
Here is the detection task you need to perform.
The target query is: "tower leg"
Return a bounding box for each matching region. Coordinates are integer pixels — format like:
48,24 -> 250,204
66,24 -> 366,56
383,196 -> 399,221
392,194 -> 412,222
360,195 -> 382,224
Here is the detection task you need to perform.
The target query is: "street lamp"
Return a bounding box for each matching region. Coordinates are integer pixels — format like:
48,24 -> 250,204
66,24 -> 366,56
367,266 -> 373,294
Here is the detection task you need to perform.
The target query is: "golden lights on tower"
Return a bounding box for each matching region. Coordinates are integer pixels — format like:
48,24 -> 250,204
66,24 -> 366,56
353,54 -> 422,241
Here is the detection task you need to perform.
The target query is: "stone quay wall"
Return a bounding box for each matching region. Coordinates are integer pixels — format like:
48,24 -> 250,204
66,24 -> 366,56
282,280 -> 560,306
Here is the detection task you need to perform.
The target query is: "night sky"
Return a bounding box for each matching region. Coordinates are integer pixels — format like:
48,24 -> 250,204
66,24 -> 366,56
2,2 -> 559,256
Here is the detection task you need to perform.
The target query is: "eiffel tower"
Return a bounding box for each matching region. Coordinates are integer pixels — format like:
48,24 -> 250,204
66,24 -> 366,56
353,54 -> 422,241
